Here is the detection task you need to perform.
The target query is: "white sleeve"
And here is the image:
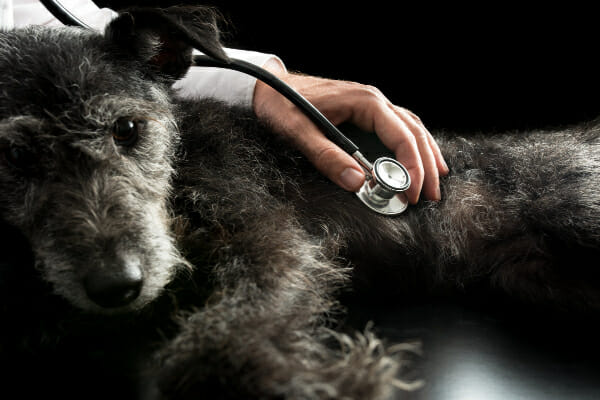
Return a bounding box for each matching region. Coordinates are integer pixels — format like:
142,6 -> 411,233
11,0 -> 286,109
172,49 -> 286,108
13,0 -> 116,29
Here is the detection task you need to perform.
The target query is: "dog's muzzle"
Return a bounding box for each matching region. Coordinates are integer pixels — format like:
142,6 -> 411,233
83,260 -> 143,308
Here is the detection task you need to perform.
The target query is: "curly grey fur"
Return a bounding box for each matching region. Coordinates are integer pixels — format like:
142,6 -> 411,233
0,7 -> 599,400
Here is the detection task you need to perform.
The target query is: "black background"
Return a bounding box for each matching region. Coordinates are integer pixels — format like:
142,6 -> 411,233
98,1 -> 600,133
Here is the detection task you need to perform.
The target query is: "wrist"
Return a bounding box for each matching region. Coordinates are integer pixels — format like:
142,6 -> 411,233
252,57 -> 289,118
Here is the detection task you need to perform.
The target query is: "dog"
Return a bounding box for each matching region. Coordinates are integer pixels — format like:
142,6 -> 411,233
1,6 -> 599,400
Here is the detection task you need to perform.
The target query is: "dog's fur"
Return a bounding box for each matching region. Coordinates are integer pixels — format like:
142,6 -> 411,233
1,6 -> 599,400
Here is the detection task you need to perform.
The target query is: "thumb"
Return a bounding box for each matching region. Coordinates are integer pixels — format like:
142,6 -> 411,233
294,130 -> 366,192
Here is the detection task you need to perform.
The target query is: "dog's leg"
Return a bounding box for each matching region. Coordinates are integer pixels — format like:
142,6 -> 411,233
152,205 -> 403,400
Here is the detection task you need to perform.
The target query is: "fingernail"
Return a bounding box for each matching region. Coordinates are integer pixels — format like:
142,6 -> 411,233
434,186 -> 442,201
441,159 -> 450,174
340,168 -> 365,191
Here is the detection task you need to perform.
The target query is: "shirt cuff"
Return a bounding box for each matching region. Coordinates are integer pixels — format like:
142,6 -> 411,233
172,49 -> 286,109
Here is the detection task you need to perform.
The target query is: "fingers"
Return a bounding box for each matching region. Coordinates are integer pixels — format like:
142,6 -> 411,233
393,106 -> 449,203
389,113 -> 437,203
346,86 -> 448,203
397,106 -> 449,177
253,70 -> 449,203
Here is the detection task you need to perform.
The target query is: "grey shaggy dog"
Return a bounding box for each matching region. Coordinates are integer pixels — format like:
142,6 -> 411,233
1,6 -> 599,400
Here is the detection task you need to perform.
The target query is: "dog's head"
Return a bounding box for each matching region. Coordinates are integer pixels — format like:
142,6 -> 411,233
0,7 -> 225,313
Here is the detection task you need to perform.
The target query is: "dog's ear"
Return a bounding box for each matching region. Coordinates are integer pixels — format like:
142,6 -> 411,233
104,6 -> 228,81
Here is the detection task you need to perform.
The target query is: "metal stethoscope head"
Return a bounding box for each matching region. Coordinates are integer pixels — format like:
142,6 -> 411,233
41,0 -> 412,216
354,155 -> 410,215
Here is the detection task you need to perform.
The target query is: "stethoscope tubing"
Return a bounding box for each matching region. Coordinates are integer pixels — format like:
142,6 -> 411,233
38,0 -> 413,215
39,0 -> 94,29
38,0 -> 374,172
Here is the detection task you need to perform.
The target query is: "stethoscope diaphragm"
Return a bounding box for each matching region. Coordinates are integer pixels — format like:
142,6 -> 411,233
356,157 -> 410,215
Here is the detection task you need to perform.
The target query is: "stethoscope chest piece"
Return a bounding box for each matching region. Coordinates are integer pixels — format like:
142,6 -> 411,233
356,157 -> 411,215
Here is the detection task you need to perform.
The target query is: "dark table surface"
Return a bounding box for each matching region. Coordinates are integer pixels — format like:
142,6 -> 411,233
345,295 -> 600,400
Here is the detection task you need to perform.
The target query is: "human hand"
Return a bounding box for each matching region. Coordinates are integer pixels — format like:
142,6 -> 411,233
253,59 -> 449,204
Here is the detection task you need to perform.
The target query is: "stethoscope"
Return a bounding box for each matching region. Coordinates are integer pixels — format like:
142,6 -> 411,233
40,0 -> 411,215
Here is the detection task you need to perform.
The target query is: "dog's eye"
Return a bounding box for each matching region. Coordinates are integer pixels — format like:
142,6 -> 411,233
3,145 -> 36,170
112,118 -> 139,147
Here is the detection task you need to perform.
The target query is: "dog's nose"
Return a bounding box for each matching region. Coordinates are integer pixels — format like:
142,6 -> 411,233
84,260 -> 143,308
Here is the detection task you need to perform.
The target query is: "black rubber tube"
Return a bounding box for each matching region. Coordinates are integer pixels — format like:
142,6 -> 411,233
39,0 -> 360,155
39,0 -> 93,29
